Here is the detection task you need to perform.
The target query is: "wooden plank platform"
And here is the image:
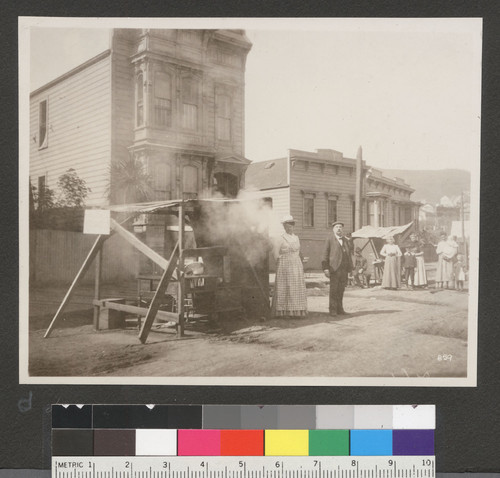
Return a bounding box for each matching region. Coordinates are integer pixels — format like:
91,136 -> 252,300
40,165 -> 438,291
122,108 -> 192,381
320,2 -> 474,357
93,299 -> 180,323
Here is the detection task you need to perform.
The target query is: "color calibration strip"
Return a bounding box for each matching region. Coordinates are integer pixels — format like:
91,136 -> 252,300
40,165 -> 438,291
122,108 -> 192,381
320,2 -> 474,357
52,405 -> 434,457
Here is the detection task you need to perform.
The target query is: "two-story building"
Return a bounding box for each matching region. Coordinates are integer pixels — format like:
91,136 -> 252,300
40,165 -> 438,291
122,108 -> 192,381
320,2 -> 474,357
244,148 -> 420,269
30,28 -> 252,206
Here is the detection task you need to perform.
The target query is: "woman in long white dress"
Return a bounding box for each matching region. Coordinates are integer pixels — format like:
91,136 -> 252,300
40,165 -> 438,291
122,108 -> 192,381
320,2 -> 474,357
435,233 -> 458,289
272,215 -> 307,318
380,236 -> 403,289
408,233 -> 427,288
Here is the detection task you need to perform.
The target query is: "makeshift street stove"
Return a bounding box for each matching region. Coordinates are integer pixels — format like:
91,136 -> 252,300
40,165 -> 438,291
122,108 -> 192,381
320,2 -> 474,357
44,198 -> 271,343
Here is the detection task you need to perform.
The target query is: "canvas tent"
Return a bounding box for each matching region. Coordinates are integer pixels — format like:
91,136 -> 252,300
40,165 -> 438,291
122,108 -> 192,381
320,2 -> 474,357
352,222 -> 414,254
351,222 -> 414,284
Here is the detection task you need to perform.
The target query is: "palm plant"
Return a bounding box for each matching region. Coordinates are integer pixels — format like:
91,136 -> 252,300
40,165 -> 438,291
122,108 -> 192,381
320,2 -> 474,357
108,155 -> 153,204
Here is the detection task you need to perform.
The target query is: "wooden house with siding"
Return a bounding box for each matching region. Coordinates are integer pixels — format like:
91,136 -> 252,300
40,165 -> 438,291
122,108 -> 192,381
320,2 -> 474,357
30,29 -> 275,333
30,28 -> 252,207
245,148 -> 420,269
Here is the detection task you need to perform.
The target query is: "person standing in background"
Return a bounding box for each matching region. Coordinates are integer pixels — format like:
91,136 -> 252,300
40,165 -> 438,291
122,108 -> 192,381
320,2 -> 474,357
435,233 -> 458,289
435,232 -> 449,289
272,215 -> 307,318
454,254 -> 467,291
402,245 -> 417,289
380,236 -> 403,290
322,221 -> 353,316
407,232 -> 427,288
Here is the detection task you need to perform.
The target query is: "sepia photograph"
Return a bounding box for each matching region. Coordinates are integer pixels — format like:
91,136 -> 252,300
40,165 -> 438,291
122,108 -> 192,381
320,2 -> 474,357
19,17 -> 481,385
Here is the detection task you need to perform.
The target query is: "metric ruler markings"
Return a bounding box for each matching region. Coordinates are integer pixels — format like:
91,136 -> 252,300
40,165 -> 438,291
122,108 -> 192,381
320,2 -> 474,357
52,457 -> 435,478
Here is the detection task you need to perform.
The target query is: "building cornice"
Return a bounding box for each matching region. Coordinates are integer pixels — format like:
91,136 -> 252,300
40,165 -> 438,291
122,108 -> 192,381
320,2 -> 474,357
128,141 -> 215,157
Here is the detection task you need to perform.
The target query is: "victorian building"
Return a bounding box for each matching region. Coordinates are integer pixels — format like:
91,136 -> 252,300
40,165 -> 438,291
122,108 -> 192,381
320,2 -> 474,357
30,29 -> 252,206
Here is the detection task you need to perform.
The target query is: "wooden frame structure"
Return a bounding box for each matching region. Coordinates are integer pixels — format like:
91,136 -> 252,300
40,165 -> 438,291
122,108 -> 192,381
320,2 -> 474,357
44,199 -> 270,343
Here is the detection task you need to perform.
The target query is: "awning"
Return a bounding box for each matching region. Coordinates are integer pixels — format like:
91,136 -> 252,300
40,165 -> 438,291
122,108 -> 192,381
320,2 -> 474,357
99,197 -> 264,215
352,222 -> 414,239
216,154 -> 251,165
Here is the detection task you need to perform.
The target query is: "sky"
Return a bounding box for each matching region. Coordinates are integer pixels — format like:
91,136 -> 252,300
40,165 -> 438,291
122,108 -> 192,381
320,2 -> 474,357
26,19 -> 481,172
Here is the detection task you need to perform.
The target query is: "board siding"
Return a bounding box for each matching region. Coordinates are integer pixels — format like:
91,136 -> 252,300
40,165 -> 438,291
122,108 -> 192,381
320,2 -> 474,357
290,163 -> 356,236
30,55 -> 112,207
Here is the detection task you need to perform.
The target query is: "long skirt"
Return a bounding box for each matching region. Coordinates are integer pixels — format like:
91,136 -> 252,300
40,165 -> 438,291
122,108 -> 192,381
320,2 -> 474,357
382,255 -> 401,289
435,256 -> 454,282
414,256 -> 427,286
273,252 -> 307,317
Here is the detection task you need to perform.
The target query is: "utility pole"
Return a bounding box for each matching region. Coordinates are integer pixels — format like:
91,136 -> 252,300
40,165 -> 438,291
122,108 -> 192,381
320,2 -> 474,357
355,146 -> 363,231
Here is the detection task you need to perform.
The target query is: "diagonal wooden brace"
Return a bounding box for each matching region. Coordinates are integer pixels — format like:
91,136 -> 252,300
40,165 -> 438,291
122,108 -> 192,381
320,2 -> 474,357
111,218 -> 169,269
44,234 -> 109,338
138,242 -> 180,344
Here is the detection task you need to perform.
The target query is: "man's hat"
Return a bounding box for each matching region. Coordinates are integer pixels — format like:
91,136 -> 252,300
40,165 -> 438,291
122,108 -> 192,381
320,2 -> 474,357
281,214 -> 295,224
331,221 -> 344,227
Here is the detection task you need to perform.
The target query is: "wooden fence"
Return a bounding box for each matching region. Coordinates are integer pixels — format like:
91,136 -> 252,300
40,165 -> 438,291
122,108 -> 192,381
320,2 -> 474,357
29,229 -> 138,285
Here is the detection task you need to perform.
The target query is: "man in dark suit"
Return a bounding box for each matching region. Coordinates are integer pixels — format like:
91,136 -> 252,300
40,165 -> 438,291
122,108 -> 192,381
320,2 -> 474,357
322,221 -> 354,316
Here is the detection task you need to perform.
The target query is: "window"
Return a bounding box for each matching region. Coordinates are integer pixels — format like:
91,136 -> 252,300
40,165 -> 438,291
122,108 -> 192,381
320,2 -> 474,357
136,74 -> 144,126
303,195 -> 315,227
214,172 -> 238,198
327,197 -> 338,227
39,100 -> 48,148
216,94 -> 231,141
154,72 -> 172,127
368,201 -> 375,226
181,77 -> 199,130
183,165 -> 198,199
153,162 -> 171,200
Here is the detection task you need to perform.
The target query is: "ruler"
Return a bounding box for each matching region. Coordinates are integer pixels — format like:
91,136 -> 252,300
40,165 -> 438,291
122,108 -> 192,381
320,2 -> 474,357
52,456 -> 435,478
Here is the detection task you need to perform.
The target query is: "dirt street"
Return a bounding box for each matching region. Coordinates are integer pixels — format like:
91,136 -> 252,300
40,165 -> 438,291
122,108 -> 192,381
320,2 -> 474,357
28,281 -> 468,380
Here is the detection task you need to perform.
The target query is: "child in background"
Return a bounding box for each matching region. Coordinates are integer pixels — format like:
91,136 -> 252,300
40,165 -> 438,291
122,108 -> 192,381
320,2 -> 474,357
454,254 -> 467,291
403,246 -> 417,289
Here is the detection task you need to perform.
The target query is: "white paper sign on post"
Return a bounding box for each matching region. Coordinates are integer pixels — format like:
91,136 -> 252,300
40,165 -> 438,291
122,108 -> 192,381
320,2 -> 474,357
83,209 -> 111,235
